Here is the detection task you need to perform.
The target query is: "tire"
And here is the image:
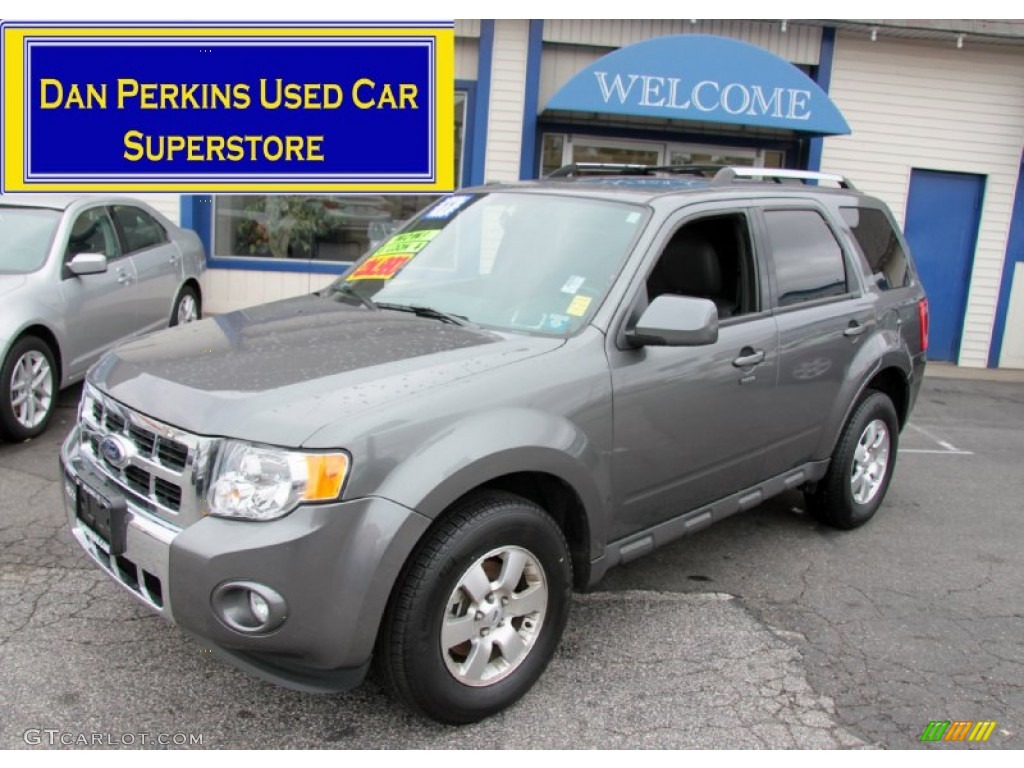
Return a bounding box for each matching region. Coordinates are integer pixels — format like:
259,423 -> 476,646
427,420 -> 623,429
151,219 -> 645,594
806,390 -> 900,530
0,336 -> 58,441
170,285 -> 201,326
376,491 -> 573,724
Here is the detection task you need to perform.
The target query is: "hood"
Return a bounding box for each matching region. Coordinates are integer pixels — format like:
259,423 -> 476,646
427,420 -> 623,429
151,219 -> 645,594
90,294 -> 564,445
0,274 -> 27,299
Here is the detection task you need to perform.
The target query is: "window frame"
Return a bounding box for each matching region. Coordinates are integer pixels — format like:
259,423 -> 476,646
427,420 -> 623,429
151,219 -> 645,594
755,203 -> 863,314
61,205 -> 125,267
109,204 -> 169,256
613,202 -> 771,350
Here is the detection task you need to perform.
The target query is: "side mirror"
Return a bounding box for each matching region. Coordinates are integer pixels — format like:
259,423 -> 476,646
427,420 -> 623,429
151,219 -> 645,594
627,294 -> 719,347
66,253 -> 109,276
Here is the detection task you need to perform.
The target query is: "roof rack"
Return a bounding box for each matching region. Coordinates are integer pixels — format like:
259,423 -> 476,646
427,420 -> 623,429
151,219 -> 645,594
711,167 -> 857,189
546,163 -> 857,189
546,163 -> 723,179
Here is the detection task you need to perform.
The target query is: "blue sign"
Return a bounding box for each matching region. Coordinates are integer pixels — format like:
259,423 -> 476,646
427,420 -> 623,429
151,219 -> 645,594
2,23 -> 454,192
544,35 -> 850,136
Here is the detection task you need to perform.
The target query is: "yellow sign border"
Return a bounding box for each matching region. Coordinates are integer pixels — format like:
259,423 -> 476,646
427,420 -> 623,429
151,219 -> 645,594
1,24 -> 454,192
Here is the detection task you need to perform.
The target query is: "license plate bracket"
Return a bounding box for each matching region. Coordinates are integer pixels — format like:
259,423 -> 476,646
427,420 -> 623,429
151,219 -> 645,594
75,482 -> 129,556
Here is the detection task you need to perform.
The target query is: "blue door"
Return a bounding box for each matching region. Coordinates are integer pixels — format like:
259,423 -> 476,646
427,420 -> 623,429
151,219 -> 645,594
904,169 -> 985,362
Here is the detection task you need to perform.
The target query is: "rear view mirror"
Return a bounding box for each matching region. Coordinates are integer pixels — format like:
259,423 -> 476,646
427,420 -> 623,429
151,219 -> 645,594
66,253 -> 109,276
627,294 -> 719,347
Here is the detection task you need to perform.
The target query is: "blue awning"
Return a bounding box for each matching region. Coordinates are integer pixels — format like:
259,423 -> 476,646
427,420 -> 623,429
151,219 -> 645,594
543,35 -> 850,136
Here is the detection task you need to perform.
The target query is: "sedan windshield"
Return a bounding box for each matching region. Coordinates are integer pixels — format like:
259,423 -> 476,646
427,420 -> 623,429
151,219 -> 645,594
0,207 -> 61,274
331,192 -> 647,336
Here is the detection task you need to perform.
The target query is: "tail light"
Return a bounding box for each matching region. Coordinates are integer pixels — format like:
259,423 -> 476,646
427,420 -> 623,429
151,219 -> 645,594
917,298 -> 929,353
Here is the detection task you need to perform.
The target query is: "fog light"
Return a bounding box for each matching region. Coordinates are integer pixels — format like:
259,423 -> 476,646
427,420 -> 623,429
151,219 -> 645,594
249,591 -> 270,624
211,581 -> 288,635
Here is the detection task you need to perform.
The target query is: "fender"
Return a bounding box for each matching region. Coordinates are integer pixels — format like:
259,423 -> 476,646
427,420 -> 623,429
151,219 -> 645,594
369,406 -> 612,557
815,324 -> 912,459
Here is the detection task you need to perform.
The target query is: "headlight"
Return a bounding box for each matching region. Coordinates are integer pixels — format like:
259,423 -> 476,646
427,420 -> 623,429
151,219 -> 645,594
208,441 -> 350,521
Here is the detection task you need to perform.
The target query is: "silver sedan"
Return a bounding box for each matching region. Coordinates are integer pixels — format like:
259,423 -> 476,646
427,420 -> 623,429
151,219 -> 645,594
0,196 -> 205,440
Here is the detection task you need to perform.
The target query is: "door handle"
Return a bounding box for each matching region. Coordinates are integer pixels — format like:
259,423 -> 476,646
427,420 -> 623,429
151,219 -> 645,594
116,271 -> 133,285
732,348 -> 766,367
844,321 -> 868,338
169,253 -> 180,264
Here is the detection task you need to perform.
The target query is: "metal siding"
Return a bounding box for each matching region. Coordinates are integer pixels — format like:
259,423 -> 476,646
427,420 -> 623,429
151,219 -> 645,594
542,19 -> 820,65
134,194 -> 180,226
820,32 -> 1024,367
484,20 -> 530,183
455,36 -> 479,81
455,19 -> 480,38
199,269 -> 335,315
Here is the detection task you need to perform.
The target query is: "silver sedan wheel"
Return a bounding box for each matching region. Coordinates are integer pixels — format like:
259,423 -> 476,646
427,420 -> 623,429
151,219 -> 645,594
9,350 -> 53,430
441,545 -> 548,687
851,418 -> 890,505
176,293 -> 199,324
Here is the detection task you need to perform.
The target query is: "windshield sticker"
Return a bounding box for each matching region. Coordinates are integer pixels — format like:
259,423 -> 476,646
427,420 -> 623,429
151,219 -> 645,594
422,194 -> 474,220
561,275 -> 586,294
566,295 -> 592,317
545,314 -> 570,332
373,229 -> 440,256
346,253 -> 413,281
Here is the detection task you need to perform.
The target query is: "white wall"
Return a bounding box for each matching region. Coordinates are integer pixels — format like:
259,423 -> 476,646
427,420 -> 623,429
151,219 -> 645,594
1000,263 -> 1024,368
820,31 -> 1024,368
483,20 -> 530,184
200,269 -> 335,315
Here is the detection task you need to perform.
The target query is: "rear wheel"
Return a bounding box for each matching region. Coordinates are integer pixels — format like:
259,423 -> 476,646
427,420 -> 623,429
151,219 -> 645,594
376,491 -> 572,723
0,336 -> 58,441
171,285 -> 201,326
806,390 -> 900,529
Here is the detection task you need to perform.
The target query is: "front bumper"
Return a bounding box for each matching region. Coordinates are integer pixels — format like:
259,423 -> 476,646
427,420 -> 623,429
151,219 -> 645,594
62,428 -> 431,692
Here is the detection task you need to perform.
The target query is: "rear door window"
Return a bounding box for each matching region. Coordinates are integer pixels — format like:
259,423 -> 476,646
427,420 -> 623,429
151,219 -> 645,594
764,209 -> 848,307
111,205 -> 167,254
840,206 -> 911,290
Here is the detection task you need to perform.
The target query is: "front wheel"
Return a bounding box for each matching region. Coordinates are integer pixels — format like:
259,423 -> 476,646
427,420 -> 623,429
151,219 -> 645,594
806,390 -> 900,529
376,491 -> 572,723
0,336 -> 58,441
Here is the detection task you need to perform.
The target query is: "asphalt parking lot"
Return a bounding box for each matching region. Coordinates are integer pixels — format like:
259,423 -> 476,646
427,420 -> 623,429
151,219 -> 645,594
1,371 -> 1021,749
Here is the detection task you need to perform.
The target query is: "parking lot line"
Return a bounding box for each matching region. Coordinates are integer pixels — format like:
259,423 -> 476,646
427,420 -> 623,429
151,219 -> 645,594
902,422 -> 973,455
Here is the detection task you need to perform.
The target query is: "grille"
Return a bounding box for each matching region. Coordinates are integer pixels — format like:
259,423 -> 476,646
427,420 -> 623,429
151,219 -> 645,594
79,386 -> 209,525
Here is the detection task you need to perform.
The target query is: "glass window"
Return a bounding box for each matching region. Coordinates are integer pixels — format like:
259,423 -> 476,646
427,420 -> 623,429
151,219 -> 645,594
572,140 -> 661,167
111,205 -> 167,253
764,209 -> 848,307
328,191 -> 646,336
0,207 -> 60,274
541,134 -> 565,177
840,206 -> 910,290
454,90 -> 467,186
214,195 -> 440,261
65,208 -> 121,260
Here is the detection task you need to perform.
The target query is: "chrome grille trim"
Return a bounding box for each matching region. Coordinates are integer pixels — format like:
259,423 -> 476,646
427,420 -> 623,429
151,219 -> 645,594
78,384 -> 218,528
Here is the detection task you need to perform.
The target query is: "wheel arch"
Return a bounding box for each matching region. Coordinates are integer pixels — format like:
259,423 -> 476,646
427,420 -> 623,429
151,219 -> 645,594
6,324 -> 63,386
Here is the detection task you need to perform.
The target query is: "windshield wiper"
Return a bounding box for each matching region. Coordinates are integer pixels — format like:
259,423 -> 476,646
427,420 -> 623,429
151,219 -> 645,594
376,302 -> 471,327
326,282 -> 377,311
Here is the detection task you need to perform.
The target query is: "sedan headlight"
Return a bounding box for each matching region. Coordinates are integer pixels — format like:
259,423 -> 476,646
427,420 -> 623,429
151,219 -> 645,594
208,441 -> 350,521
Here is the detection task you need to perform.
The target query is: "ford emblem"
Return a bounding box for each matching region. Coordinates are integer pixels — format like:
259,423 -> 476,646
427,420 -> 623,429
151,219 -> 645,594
99,435 -> 131,469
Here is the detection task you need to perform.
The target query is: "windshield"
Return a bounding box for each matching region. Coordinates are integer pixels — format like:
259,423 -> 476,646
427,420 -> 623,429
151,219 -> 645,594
0,207 -> 61,274
331,191 -> 647,336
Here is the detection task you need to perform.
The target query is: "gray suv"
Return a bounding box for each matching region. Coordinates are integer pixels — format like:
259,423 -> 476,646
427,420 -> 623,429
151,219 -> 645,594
61,167 -> 928,724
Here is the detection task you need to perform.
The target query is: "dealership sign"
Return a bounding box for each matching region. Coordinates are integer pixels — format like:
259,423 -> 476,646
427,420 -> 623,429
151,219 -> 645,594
544,34 -> 850,136
0,22 -> 454,192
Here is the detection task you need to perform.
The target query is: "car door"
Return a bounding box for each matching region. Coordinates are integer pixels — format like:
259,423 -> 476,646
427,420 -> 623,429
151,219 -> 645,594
607,206 -> 779,542
58,205 -> 141,377
756,204 -> 875,478
110,204 -> 180,333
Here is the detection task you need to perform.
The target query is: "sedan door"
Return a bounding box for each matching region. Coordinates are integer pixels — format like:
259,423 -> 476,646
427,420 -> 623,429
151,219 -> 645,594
58,206 -> 141,377
607,208 -> 779,542
111,204 -> 181,333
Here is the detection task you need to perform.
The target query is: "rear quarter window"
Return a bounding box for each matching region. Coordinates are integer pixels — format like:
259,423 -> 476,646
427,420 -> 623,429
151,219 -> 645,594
840,206 -> 910,290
